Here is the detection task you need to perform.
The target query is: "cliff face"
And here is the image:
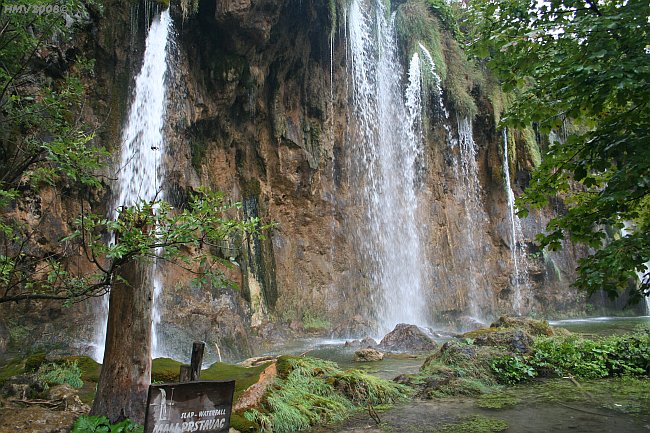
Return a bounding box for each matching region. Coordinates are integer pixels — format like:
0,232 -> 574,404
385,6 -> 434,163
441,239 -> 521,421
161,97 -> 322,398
152,0 -> 590,353
2,0 -> 638,362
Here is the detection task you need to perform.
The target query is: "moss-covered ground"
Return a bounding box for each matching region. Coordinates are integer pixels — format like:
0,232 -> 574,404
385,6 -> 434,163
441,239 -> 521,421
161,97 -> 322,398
1,319 -> 648,433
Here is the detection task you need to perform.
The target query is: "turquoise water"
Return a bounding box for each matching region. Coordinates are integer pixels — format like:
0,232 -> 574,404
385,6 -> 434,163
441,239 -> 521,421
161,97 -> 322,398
550,316 -> 650,336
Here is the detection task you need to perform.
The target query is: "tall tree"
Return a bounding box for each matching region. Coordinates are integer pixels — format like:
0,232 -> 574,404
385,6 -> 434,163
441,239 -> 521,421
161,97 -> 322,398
469,0 -> 650,301
1,2 -> 268,423
82,196 -> 262,423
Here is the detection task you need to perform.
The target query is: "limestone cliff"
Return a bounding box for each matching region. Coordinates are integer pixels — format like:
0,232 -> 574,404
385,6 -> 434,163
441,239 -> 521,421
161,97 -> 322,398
1,0 -> 642,362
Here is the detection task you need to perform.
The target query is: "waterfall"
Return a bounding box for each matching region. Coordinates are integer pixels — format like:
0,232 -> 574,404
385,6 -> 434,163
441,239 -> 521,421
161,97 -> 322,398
454,118 -> 493,320
621,222 -> 650,314
348,0 -> 428,334
93,9 -> 172,362
502,129 -> 530,315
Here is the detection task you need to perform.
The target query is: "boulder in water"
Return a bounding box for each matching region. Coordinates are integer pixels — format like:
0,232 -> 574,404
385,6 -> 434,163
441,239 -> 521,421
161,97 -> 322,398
490,316 -> 556,336
472,329 -> 534,353
354,348 -> 384,362
379,324 -> 437,352
344,337 -> 378,348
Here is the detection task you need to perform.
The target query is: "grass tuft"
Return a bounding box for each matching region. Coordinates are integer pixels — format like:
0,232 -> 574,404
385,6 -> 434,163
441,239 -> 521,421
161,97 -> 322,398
244,357 -> 408,433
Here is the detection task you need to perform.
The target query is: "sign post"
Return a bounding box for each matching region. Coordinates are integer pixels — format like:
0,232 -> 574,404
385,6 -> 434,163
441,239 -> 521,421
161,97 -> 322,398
143,381 -> 235,433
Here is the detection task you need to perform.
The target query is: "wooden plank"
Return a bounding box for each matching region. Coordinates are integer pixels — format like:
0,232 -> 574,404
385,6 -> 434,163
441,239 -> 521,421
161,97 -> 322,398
190,341 -> 205,381
179,365 -> 191,383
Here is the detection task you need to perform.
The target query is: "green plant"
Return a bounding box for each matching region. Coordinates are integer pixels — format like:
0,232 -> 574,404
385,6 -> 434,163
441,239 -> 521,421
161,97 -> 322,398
302,311 -> 330,331
244,357 -> 408,433
71,415 -> 143,433
471,0 -> 650,300
37,361 -> 83,389
490,331 -> 650,384
63,356 -> 102,382
490,355 -> 537,385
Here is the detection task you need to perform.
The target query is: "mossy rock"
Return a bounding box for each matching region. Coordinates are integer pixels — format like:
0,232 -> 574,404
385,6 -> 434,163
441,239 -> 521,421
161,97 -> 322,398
63,356 -> 101,382
152,358 -> 183,383
24,352 -> 47,372
461,327 -> 501,339
1,351 -> 51,385
473,330 -> 534,354
202,361 -> 271,403
275,355 -> 301,379
0,357 -> 26,386
230,413 -> 259,432
490,316 -> 555,336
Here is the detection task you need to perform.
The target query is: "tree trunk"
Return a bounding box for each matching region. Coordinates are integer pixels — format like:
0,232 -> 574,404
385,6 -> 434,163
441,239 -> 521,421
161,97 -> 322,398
91,260 -> 153,424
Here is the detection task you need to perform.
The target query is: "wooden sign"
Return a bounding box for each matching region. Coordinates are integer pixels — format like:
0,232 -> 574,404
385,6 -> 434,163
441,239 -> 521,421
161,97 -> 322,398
144,381 -> 235,433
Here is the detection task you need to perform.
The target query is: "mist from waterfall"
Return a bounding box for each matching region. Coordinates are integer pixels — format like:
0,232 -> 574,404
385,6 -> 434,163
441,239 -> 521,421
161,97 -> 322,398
621,222 -> 650,315
447,118 -> 494,321
93,9 -> 172,362
502,129 -> 530,315
347,0 -> 429,334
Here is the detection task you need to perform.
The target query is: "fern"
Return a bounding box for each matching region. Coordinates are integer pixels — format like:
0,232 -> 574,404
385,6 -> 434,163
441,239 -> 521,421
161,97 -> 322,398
71,415 -> 143,433
37,361 -> 83,389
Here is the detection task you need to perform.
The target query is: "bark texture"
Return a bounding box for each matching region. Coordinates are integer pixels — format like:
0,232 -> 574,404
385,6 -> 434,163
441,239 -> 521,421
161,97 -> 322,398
90,260 -> 153,424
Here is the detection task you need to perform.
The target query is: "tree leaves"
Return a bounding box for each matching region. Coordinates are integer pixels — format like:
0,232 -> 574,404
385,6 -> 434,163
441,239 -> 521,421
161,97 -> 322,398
469,0 -> 650,299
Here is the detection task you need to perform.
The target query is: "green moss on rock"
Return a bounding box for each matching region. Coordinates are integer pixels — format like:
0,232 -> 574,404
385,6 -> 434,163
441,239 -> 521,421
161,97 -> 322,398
202,361 -> 271,403
63,356 -> 101,382
152,358 -> 183,383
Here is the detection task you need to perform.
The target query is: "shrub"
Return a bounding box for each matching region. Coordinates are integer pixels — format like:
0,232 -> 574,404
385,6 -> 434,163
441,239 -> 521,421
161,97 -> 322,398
490,355 -> 537,384
37,361 -> 83,389
71,415 -> 143,433
490,331 -> 650,384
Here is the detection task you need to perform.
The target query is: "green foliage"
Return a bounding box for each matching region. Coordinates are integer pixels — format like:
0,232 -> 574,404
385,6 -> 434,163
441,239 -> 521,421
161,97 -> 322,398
301,310 -> 331,331
469,0 -> 650,299
37,361 -> 83,388
490,331 -> 650,384
63,356 -> 101,382
441,36 -> 483,118
490,355 -> 537,384
395,0 -> 484,118
244,357 -> 408,433
0,0 -> 108,304
396,0 -> 446,76
2,188 -> 267,305
71,415 -> 143,433
425,0 -> 461,38
434,415 -> 508,433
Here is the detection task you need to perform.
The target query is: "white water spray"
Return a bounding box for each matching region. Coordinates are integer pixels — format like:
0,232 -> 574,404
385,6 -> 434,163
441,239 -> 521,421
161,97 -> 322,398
621,222 -> 650,314
502,128 -> 530,315
348,0 -> 429,334
93,9 -> 172,362
453,118 -> 494,320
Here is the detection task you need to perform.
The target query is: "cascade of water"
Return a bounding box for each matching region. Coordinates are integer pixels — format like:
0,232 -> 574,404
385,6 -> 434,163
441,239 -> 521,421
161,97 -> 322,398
621,222 -> 650,314
502,128 -> 530,315
348,0 -> 428,334
453,118 -> 494,320
93,9 -> 172,362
